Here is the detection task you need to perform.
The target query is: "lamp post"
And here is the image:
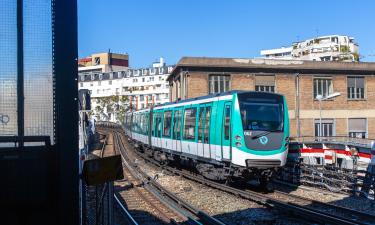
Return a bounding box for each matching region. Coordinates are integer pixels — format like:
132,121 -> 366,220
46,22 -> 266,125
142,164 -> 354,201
315,92 -> 341,137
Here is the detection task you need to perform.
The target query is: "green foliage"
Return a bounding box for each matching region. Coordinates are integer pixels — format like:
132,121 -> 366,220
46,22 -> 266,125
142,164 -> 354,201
94,95 -> 129,122
340,45 -> 349,53
352,52 -> 359,61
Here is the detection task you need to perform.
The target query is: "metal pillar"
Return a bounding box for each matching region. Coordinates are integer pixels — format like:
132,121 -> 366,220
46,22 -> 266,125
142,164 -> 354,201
53,0 -> 79,224
17,0 -> 24,148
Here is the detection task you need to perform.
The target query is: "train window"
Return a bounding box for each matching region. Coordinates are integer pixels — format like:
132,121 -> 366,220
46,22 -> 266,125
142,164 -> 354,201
204,106 -> 211,143
224,104 -> 231,140
183,108 -> 197,140
163,111 -> 172,137
173,110 -> 182,140
198,107 -> 205,142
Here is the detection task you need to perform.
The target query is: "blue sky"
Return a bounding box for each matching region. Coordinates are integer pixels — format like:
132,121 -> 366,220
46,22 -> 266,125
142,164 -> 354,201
78,0 -> 375,67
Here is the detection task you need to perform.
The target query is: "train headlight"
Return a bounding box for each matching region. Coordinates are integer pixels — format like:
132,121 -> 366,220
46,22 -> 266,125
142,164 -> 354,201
235,135 -> 241,141
235,142 -> 242,147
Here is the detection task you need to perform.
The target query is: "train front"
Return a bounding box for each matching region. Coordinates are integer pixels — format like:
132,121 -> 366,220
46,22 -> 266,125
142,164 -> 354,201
232,92 -> 289,183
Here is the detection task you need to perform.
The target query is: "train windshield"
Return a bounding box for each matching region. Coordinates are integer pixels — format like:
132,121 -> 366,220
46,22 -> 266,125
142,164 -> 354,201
238,93 -> 284,132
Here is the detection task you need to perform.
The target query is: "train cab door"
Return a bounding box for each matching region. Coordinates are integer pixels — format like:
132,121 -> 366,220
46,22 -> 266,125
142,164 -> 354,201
219,102 -> 232,161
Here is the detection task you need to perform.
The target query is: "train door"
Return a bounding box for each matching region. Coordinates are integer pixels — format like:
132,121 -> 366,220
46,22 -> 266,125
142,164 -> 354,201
197,104 -> 212,158
181,107 -> 197,155
153,112 -> 161,148
197,106 -> 205,157
203,105 -> 212,158
172,109 -> 182,152
219,102 -> 231,160
162,110 -> 172,151
157,112 -> 162,148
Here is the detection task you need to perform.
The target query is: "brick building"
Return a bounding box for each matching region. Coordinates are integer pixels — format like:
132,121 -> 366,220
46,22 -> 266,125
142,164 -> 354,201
167,57 -> 375,139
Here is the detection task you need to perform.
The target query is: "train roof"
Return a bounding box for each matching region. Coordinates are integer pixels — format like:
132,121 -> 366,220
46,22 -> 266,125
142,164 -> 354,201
154,90 -> 283,108
129,90 -> 284,114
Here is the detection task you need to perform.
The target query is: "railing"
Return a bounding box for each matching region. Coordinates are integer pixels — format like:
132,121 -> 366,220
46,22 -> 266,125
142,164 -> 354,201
291,136 -> 374,148
0,136 -> 51,148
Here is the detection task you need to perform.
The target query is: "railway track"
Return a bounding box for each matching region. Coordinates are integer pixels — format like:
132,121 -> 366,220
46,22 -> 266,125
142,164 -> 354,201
111,130 -> 227,225
106,128 -> 375,225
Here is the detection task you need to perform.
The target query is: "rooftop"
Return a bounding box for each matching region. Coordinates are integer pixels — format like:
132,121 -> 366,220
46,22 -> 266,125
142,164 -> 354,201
168,57 -> 375,80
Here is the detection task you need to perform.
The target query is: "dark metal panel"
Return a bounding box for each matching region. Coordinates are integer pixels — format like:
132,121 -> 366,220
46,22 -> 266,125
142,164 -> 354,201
52,0 -> 79,224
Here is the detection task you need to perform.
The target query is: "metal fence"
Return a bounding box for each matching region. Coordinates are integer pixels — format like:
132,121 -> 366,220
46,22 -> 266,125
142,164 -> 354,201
82,181 -> 114,225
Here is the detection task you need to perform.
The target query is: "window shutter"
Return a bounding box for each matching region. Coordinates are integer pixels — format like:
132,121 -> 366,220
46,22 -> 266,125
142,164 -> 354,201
255,75 -> 275,86
348,118 -> 366,132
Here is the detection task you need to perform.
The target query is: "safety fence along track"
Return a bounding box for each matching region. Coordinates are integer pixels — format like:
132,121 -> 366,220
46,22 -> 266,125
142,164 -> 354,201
110,129 -> 227,225
102,126 -> 375,225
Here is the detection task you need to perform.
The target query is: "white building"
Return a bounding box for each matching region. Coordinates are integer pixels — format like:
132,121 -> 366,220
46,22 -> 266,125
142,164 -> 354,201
261,35 -> 359,62
78,58 -> 173,122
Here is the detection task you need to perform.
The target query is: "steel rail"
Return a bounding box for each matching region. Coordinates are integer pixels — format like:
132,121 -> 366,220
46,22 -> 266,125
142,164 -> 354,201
113,193 -> 139,225
113,131 -> 226,225
118,132 -> 374,225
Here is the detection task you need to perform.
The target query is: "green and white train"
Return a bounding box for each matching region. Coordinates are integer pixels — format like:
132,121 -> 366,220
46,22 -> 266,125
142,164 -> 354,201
124,90 -> 289,185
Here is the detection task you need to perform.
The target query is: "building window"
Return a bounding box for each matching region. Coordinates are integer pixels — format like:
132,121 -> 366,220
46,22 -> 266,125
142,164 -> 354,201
94,57 -> 100,65
98,81 -> 101,86
314,77 -> 333,99
108,80 -> 112,85
348,118 -> 367,138
133,78 -> 137,82
255,75 -> 275,92
149,77 -> 154,82
142,77 -> 145,82
79,83 -> 83,87
347,77 -> 365,99
209,75 -> 230,94
314,119 -> 334,137
183,108 -> 197,140
90,82 -> 93,87
140,95 -> 144,101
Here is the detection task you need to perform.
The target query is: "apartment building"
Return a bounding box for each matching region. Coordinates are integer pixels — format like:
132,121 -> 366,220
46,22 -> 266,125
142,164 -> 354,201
78,52 -> 129,74
168,57 -> 375,139
261,35 -> 359,62
78,58 -> 173,121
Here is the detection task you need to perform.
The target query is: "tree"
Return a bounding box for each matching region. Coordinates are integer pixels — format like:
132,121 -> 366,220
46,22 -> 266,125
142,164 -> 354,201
93,95 -> 129,122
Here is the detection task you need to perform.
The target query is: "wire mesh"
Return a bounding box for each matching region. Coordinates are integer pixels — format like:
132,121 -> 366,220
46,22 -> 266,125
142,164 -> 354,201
0,0 -> 18,136
83,181 -> 114,225
23,0 -> 54,144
